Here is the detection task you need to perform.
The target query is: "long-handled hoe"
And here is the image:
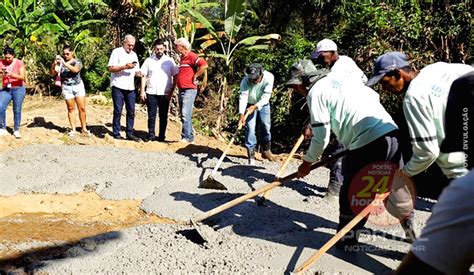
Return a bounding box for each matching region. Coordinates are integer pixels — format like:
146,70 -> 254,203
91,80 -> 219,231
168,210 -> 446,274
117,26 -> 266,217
257,133 -> 305,205
189,150 -> 349,242
198,110 -> 251,190
293,191 -> 390,274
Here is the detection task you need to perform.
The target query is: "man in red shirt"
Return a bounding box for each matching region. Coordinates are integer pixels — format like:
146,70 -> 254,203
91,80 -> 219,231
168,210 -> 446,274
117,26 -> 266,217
175,37 -> 208,143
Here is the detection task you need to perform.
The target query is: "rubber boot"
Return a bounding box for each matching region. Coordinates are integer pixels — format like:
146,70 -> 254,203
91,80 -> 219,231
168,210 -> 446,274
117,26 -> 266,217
401,216 -> 416,243
247,148 -> 256,165
262,142 -> 276,161
324,181 -> 342,201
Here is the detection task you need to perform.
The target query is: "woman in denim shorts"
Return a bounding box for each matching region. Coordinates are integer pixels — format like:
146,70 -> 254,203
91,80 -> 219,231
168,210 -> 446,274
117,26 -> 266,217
50,45 -> 90,137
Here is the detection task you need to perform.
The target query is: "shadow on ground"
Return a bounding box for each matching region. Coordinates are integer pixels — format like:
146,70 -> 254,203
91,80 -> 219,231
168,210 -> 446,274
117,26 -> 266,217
172,191 -> 406,274
0,231 -> 121,273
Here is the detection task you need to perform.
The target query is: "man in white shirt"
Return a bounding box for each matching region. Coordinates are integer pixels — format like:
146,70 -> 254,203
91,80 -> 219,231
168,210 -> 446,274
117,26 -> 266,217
310,38 -> 368,200
287,60 -> 415,249
396,71 -> 474,275
311,38 -> 368,84
140,39 -> 178,142
367,51 -> 473,180
107,34 -> 141,141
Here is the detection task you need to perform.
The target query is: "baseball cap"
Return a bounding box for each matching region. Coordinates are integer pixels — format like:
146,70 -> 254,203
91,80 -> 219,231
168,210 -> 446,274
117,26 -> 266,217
245,63 -> 263,80
366,51 -> 410,86
311,39 -> 338,59
286,59 -> 330,88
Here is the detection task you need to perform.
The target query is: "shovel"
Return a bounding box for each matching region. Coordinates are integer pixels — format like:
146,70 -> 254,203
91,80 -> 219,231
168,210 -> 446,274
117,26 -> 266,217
199,110 -> 252,190
189,150 -> 349,242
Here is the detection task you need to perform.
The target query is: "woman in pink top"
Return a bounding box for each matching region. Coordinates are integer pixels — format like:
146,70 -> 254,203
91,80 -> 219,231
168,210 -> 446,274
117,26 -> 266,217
0,47 -> 26,139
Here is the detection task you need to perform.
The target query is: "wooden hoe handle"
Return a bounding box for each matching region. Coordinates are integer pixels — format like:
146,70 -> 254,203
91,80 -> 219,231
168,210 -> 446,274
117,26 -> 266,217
193,150 -> 349,223
294,191 -> 390,274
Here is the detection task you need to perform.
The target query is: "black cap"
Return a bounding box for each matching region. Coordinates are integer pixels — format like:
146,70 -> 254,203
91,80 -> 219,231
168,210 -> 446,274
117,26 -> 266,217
286,59 -> 330,88
245,63 -> 263,80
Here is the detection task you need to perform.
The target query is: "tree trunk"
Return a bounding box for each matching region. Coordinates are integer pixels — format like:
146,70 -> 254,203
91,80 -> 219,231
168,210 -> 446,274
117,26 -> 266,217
165,0 -> 180,120
212,76 -> 229,141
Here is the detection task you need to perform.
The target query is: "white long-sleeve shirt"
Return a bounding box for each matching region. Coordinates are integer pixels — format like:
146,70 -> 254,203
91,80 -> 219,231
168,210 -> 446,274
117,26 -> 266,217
402,62 -> 473,178
238,71 -> 274,114
304,72 -> 397,162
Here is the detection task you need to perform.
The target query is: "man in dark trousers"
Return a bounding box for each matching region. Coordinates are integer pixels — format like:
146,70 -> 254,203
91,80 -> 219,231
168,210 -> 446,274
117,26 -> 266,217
288,60 -> 415,249
107,34 -> 142,141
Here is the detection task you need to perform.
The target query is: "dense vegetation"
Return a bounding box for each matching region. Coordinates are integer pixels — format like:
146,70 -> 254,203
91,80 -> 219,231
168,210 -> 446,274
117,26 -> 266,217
0,0 -> 471,151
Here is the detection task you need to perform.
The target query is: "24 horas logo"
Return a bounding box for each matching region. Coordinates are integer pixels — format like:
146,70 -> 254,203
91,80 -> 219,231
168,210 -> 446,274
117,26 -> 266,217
348,162 -> 416,227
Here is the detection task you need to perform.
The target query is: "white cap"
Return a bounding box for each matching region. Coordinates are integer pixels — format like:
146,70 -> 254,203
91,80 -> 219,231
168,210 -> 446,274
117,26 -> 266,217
311,39 -> 338,59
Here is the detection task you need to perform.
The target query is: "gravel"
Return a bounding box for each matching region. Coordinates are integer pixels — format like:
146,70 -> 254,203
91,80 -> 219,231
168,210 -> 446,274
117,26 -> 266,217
0,144 -> 433,273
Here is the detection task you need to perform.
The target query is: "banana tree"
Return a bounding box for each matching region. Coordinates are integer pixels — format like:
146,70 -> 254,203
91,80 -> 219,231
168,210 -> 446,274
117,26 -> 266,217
0,0 -> 64,55
186,0 -> 280,132
49,0 -> 107,51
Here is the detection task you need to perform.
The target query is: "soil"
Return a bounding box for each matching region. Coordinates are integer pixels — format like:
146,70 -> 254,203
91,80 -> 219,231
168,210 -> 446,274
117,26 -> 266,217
0,95 -> 434,274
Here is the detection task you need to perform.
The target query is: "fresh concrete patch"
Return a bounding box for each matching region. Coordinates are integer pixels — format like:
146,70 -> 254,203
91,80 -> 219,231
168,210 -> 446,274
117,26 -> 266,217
0,144 -> 431,273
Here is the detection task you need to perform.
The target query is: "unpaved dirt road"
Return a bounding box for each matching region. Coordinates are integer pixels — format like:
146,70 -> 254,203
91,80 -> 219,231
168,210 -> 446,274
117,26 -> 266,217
0,95 -> 434,274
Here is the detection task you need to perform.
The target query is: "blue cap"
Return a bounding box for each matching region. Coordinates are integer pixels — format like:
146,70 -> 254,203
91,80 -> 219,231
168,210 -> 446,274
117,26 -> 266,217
366,52 -> 410,86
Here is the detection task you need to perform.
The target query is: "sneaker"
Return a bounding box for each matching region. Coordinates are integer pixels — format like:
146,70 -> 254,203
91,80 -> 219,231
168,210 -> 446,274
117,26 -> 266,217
81,129 -> 92,137
0,128 -> 8,136
180,138 -> 195,144
67,131 -> 76,138
113,135 -> 125,140
13,130 -> 21,139
157,136 -> 165,142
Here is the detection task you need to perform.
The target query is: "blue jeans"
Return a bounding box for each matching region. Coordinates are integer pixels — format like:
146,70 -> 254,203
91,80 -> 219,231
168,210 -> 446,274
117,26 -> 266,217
245,104 -> 271,151
112,86 -> 136,137
179,89 -> 197,141
0,86 -> 26,131
146,94 -> 169,139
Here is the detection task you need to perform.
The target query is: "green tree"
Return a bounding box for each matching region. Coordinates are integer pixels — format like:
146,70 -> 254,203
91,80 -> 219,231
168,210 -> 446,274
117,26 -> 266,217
187,0 -> 280,133
0,0 -> 63,55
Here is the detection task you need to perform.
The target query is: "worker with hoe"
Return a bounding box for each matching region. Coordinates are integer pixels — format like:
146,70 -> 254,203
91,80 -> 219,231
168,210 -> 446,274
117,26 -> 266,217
287,59 -> 415,249
366,52 -> 474,273
309,38 -> 369,200
366,52 -> 473,182
238,63 -> 276,165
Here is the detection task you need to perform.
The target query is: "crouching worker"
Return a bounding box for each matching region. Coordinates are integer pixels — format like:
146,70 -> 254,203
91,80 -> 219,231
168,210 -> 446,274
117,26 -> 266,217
287,60 -> 416,250
239,63 -> 276,165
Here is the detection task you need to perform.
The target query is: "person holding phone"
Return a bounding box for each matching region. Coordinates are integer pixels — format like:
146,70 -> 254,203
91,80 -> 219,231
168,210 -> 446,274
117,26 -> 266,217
0,47 -> 26,138
107,34 -> 142,141
49,45 -> 90,138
